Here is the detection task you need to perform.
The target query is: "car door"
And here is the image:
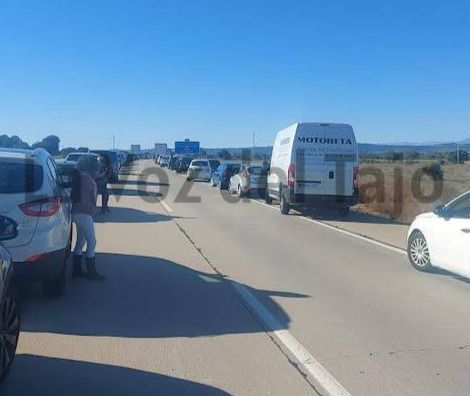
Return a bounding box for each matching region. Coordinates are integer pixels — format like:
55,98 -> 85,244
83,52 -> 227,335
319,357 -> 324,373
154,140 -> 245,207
443,195 -> 470,277
433,194 -> 470,277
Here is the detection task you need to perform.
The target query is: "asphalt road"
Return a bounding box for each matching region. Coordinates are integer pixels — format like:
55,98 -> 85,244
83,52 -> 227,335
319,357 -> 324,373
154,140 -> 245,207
5,160 -> 470,395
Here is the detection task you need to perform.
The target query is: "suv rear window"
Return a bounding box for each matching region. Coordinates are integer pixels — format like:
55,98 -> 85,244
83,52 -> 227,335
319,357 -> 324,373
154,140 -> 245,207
248,167 -> 267,176
191,161 -> 208,167
0,160 -> 43,193
66,154 -> 83,162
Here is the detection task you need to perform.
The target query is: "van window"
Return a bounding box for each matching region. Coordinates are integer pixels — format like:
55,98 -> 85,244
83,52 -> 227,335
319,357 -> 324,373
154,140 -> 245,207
0,159 -> 44,193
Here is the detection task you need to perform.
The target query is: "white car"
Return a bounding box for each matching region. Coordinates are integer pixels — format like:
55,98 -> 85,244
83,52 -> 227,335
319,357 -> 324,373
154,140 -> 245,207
407,191 -> 470,278
186,160 -> 212,182
0,149 -> 72,296
160,156 -> 170,167
229,165 -> 268,197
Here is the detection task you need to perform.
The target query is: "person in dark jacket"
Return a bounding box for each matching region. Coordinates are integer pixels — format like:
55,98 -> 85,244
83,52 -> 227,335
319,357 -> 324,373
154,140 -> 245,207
71,156 -> 105,281
96,155 -> 111,214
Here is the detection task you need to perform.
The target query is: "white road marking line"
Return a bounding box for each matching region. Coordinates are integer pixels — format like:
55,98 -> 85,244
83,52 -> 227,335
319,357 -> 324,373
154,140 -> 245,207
232,282 -> 352,396
160,200 -> 173,213
251,199 -> 407,255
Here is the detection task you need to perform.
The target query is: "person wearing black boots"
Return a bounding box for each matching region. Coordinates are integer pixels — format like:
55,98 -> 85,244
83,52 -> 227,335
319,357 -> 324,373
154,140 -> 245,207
71,156 -> 106,281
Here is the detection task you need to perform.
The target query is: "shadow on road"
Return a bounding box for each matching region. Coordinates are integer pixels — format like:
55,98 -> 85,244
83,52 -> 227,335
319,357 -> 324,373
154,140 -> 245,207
428,267 -> 470,285
94,208 -> 176,224
2,354 -> 229,396
19,253 -> 308,338
287,206 -> 400,225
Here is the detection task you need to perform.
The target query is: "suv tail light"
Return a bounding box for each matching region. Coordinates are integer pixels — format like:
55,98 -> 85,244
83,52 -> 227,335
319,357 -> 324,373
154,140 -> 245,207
353,166 -> 359,189
288,164 -> 296,187
20,197 -> 61,217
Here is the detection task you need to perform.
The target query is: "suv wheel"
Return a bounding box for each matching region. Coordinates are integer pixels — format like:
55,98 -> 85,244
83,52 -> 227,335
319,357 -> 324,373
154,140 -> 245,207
0,296 -> 20,382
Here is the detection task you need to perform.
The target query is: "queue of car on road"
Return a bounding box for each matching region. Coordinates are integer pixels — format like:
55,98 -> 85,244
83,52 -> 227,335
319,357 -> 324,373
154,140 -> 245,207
155,144 -> 470,288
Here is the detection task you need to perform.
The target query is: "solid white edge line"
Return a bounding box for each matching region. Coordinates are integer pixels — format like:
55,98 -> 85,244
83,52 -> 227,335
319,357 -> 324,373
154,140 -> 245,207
251,199 -> 407,256
232,282 -> 352,396
160,200 -> 173,213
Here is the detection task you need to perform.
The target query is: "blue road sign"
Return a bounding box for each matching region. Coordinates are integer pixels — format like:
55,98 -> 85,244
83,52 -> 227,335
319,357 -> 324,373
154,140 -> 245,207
175,141 -> 200,155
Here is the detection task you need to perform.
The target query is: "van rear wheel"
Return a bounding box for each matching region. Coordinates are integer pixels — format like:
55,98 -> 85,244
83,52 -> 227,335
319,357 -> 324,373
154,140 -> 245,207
280,195 -> 290,215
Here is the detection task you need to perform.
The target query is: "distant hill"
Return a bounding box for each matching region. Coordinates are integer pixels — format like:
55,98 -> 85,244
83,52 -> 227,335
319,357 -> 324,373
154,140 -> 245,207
358,142 -> 470,155
202,146 -> 273,157
199,142 -> 470,158
141,139 -> 470,158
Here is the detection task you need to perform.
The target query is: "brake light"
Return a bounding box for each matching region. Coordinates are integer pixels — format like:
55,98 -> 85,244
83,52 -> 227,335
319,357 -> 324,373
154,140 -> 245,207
353,166 -> 359,189
26,253 -> 49,262
288,164 -> 296,187
20,197 -> 61,217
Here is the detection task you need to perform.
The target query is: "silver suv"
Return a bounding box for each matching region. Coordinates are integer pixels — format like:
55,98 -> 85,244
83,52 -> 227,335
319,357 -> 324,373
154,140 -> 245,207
0,149 -> 72,297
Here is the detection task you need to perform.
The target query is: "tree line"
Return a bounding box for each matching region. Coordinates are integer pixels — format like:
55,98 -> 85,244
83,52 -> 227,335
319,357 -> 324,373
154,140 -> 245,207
360,149 -> 470,164
0,134 -> 89,157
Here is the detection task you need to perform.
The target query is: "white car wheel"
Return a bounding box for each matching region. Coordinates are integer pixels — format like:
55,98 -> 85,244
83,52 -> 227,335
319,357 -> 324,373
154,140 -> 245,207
408,231 -> 432,272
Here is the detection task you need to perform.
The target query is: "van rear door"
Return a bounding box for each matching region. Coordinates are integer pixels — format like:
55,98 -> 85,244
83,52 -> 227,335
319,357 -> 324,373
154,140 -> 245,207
322,125 -> 356,198
294,125 -> 324,197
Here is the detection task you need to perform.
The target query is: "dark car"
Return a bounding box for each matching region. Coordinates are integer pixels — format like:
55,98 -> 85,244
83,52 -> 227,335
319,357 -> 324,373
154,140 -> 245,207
0,216 -> 21,381
209,160 -> 221,174
90,150 -> 120,182
168,156 -> 179,171
55,160 -> 77,194
211,163 -> 240,190
176,156 -> 193,173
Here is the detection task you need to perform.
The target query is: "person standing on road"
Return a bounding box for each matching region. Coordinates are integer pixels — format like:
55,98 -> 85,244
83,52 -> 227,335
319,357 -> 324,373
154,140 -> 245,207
71,156 -> 106,281
96,155 -> 111,214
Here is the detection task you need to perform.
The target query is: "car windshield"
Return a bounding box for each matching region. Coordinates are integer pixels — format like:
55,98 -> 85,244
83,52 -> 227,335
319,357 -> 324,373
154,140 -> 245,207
0,159 -> 43,193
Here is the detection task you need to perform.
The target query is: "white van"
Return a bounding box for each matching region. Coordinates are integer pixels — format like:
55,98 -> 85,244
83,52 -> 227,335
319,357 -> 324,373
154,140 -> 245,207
266,122 -> 359,215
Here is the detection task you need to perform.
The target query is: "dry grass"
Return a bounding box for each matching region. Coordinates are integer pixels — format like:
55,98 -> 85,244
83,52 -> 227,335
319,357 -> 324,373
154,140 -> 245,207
357,162 -> 470,223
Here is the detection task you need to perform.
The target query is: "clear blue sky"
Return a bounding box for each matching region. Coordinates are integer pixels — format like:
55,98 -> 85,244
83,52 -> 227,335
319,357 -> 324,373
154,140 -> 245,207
0,0 -> 469,149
